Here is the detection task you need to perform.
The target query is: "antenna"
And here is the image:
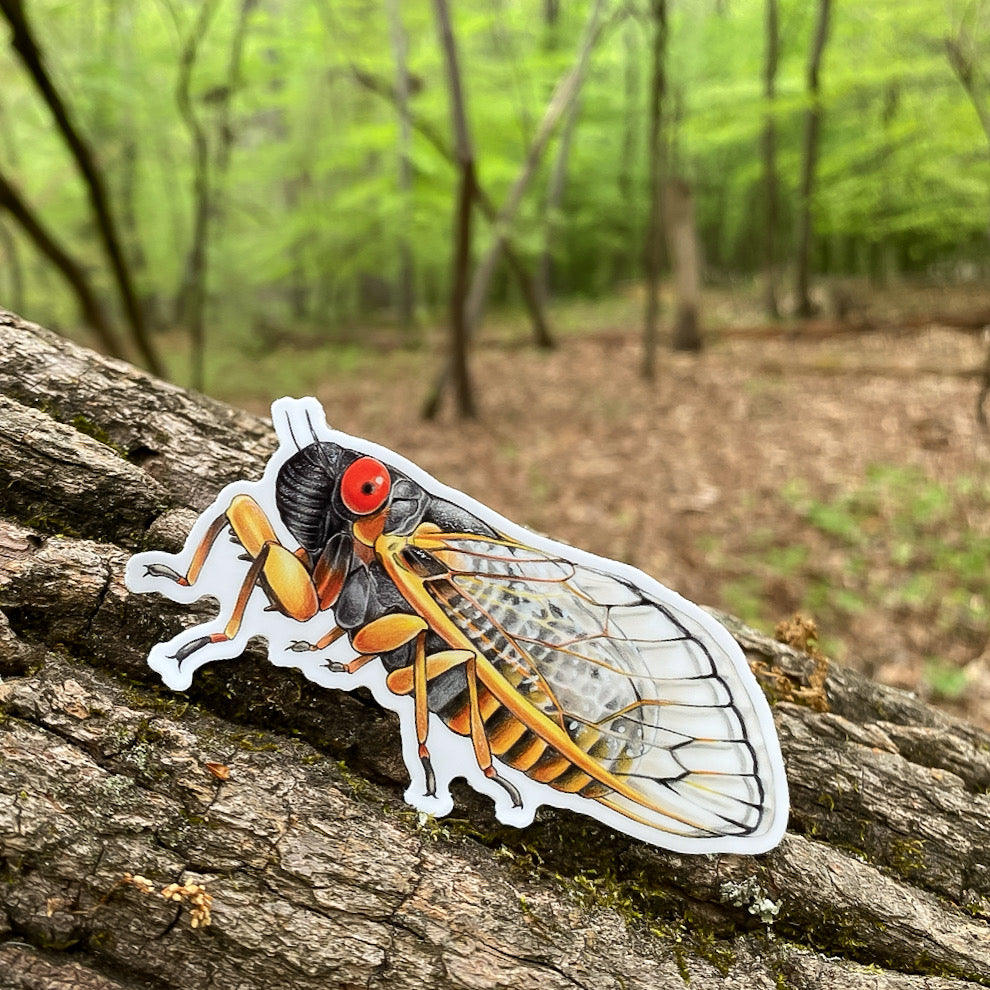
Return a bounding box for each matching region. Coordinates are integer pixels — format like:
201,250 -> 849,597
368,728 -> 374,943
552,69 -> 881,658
285,408 -> 302,451
304,408 -> 320,445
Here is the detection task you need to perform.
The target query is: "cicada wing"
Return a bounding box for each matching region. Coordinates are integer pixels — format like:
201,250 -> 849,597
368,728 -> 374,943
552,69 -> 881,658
423,535 -> 788,850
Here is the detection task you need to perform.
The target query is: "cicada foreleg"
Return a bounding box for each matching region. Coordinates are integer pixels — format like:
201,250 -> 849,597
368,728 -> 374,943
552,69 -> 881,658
161,495 -> 321,665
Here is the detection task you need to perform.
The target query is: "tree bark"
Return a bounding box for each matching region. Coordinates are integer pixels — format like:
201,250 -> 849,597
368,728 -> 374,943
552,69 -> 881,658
2,307 -> 990,988
0,0 -> 164,377
793,0 -> 832,318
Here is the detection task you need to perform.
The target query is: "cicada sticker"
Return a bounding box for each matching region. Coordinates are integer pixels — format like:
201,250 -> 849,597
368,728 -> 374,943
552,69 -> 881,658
127,397 -> 788,853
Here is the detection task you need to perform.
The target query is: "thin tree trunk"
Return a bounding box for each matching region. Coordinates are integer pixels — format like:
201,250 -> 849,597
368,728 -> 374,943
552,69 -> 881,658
213,0 -> 256,180
0,218 -> 24,314
0,169 -> 127,360
642,0 -> 667,380
422,0 -> 607,419
617,18 -> 640,280
0,0 -> 163,376
386,0 -> 416,335
945,32 -> 990,242
350,68 -> 553,352
665,178 -> 702,351
171,0 -> 220,393
536,92 -> 582,309
3,307 -> 990,989
463,0 -> 604,334
432,0 -> 477,420
761,0 -> 780,319
793,0 -> 832,318
170,0 -> 254,392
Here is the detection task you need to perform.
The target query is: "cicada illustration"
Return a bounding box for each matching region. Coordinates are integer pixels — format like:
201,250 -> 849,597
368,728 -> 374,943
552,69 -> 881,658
127,397 -> 788,853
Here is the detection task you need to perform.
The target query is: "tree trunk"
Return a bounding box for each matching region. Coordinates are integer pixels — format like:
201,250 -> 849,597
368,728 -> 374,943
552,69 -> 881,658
422,0 -> 606,419
642,0 -> 667,380
2,305 -> 990,988
351,67 -> 553,356
793,0 -> 832,318
664,178 -> 702,352
386,0 -> 416,336
0,218 -> 23,314
432,0 -> 477,420
761,0 -> 780,320
0,0 -> 163,377
0,169 -> 127,361
536,91 -> 583,309
617,18 -> 640,283
945,31 -> 990,243
172,0 -> 220,394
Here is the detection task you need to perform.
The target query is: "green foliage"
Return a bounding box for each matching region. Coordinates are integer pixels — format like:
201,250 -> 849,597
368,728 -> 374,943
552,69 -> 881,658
1,0 -> 989,379
713,462 -> 990,674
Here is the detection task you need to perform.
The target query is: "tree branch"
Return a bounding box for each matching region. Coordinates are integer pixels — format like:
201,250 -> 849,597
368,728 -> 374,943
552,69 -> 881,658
350,68 -> 553,354
0,0 -> 163,376
0,168 -> 128,361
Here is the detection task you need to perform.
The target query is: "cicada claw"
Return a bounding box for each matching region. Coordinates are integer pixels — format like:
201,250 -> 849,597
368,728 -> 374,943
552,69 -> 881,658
286,640 -> 316,653
421,754 -> 437,797
170,635 -> 213,662
144,562 -> 187,585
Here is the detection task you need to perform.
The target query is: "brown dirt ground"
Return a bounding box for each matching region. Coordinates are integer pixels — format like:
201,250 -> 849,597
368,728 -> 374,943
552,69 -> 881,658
232,282 -> 990,730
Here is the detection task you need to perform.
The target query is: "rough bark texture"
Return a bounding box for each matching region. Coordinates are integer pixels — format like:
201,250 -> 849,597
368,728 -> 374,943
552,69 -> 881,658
1,307 -> 989,989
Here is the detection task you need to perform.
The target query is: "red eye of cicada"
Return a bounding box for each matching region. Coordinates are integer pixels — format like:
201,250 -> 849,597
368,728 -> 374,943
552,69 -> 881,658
340,456 -> 391,516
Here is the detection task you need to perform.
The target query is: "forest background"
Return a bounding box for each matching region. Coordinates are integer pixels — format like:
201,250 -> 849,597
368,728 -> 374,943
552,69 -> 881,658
3,0 -> 990,727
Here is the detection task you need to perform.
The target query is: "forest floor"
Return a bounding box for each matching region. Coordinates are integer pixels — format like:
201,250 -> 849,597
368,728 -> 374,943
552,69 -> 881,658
206,279 -> 990,730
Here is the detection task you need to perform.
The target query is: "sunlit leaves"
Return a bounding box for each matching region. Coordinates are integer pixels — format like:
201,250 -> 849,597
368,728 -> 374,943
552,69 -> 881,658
1,0 -> 989,344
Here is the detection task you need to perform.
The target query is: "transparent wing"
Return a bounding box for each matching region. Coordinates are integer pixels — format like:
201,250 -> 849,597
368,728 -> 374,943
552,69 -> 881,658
423,535 -> 781,842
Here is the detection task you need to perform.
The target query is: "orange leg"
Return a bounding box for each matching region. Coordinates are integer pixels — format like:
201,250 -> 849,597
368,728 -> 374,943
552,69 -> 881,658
143,513 -> 228,586
165,496 -> 322,666
379,635 -> 522,807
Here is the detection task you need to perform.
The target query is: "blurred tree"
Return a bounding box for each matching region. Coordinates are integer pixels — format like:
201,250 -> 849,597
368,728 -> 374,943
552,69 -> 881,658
793,0 -> 833,317
386,0 -> 416,335
642,0 -> 667,381
350,68 -> 552,351
761,0 -> 780,318
432,0 -> 477,419
0,167 -> 125,359
0,0 -> 163,375
169,0 -> 256,392
945,7 -> 990,240
422,0 -> 606,418
171,0 -> 219,393
665,176 -> 702,350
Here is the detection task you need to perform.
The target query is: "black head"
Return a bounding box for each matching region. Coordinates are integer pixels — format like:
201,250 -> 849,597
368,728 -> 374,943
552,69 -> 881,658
275,442 -> 434,557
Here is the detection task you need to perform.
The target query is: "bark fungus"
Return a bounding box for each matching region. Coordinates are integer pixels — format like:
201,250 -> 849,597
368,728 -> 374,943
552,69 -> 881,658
1,307 -> 989,988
